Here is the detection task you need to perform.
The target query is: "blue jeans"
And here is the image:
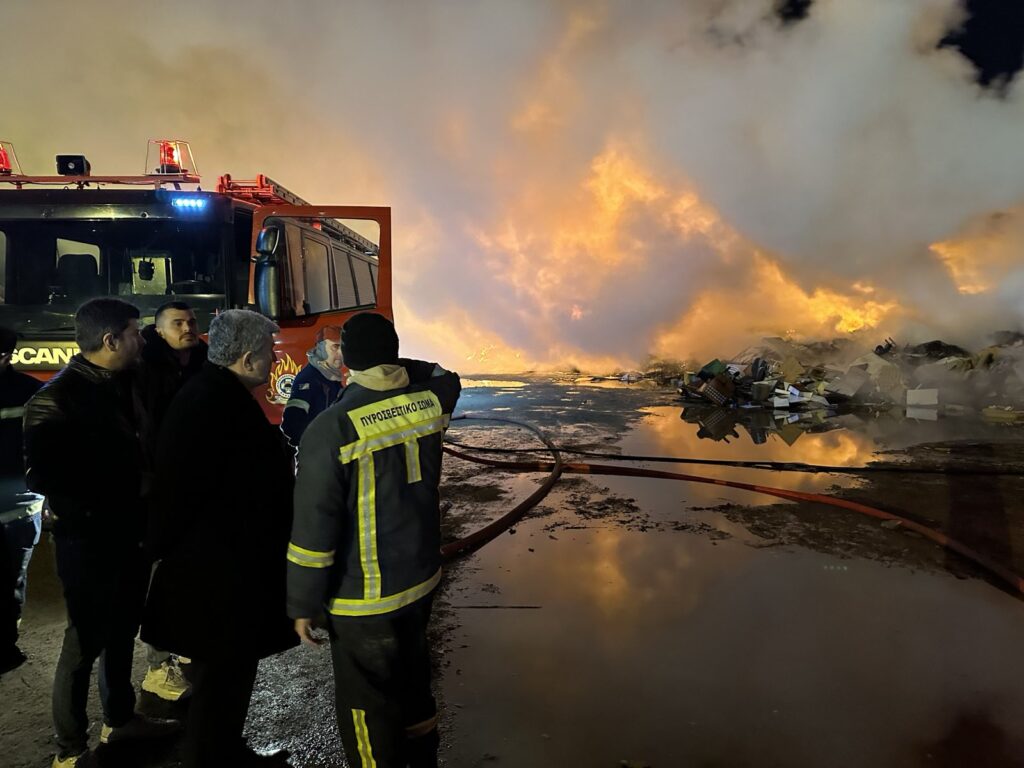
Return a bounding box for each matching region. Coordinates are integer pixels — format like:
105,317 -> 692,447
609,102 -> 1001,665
4,511 -> 41,621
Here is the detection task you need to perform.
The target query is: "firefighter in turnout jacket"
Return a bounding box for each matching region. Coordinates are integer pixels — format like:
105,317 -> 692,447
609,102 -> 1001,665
287,312 -> 460,768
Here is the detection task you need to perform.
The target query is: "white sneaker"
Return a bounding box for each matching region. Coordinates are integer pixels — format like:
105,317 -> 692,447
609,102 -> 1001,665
99,714 -> 182,744
142,661 -> 192,701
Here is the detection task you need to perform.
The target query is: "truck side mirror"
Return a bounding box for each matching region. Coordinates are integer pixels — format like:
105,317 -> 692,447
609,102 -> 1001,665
254,258 -> 281,321
254,225 -> 282,319
255,226 -> 280,257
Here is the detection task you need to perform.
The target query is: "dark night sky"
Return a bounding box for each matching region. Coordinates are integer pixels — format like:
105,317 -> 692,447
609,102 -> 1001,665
778,0 -> 1024,90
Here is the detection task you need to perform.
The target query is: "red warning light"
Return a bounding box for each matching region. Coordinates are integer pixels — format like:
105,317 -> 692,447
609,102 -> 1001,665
146,139 -> 197,178
158,141 -> 183,174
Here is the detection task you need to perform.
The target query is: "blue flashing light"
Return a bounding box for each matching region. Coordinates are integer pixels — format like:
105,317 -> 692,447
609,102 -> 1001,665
170,196 -> 208,210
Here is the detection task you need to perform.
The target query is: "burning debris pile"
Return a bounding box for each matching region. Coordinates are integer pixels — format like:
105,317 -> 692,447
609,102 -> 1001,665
675,334 -> 1024,424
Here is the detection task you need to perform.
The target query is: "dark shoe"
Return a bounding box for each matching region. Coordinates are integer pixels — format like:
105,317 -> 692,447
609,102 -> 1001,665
99,714 -> 182,744
0,645 -> 27,675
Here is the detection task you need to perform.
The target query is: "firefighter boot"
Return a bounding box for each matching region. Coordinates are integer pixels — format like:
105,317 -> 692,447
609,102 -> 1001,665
142,659 -> 192,701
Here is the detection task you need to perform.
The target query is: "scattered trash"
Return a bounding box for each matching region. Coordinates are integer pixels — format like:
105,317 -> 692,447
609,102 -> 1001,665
676,335 -> 1024,421
981,405 -> 1024,424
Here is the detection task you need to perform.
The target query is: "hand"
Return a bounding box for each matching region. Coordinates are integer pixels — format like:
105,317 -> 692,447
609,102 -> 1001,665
294,618 -> 325,647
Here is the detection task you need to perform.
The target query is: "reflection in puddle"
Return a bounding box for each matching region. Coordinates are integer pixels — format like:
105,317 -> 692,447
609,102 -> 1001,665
461,378 -> 529,389
615,407 -> 874,507
441,521 -> 1024,767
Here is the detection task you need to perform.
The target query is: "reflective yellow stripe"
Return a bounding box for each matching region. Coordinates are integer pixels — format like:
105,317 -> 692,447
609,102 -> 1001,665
405,439 -> 422,483
329,568 -> 442,617
337,416 -> 447,465
351,709 -> 377,768
284,399 -> 310,412
286,543 -> 335,568
357,455 -> 381,599
0,407 -> 26,420
348,392 -> 442,439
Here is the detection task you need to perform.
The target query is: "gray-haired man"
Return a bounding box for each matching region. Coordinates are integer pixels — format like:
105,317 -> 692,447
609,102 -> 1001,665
142,310 -> 296,768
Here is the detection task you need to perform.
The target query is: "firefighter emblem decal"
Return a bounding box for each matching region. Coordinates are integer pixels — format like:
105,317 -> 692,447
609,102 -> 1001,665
267,353 -> 302,404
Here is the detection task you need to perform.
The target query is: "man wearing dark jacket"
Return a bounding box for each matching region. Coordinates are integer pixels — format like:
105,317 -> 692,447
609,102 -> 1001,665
136,301 -> 207,701
142,309 -> 296,768
281,325 -> 343,449
23,299 -> 178,768
287,312 -> 461,768
137,300 -> 208,457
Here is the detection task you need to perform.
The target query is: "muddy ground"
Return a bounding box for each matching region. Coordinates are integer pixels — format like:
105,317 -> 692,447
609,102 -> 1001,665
2,376 -> 1023,767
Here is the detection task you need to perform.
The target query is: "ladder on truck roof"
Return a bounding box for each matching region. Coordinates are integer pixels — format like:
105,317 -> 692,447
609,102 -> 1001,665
220,173 -> 379,257
216,174 -> 310,206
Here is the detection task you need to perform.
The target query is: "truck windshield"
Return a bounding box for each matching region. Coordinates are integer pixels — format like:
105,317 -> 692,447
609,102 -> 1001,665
0,219 -> 228,336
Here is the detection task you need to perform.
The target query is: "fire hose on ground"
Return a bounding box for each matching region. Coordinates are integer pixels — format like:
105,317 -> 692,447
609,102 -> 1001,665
439,415 -> 1024,599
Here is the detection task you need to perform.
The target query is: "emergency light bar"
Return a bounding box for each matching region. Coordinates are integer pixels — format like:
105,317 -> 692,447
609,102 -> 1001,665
170,196 -> 208,210
0,139 -> 199,188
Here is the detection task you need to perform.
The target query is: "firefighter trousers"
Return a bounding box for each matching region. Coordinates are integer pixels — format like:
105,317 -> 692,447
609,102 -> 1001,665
328,594 -> 439,768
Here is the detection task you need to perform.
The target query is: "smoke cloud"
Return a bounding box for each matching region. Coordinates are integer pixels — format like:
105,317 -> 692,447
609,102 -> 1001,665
3,0 -> 1022,371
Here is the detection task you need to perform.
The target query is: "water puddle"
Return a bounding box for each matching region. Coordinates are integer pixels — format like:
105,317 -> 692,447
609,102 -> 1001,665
440,522 -> 1024,767
439,377 -> 1024,766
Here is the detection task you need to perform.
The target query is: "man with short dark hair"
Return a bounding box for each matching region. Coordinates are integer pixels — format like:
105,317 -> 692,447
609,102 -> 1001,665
136,301 -> 208,701
288,312 -> 461,768
139,301 -> 208,449
24,298 -> 178,768
0,326 -> 42,674
281,325 -> 343,449
143,309 -> 297,768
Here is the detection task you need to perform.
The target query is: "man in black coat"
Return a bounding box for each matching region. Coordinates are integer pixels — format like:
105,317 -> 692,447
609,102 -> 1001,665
23,299 -> 178,768
143,309 -> 297,768
137,300 -> 208,458
136,301 -> 207,701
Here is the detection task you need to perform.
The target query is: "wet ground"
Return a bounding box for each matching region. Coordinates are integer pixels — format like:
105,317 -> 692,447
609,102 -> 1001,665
2,375 -> 1024,766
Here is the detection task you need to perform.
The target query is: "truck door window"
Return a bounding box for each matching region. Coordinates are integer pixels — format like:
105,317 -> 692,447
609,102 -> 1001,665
330,247 -> 359,309
352,257 -> 376,306
55,238 -> 103,300
303,235 -> 331,313
232,208 -> 253,308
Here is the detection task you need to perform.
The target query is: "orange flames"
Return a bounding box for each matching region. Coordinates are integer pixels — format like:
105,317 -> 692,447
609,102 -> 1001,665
398,142 -> 914,370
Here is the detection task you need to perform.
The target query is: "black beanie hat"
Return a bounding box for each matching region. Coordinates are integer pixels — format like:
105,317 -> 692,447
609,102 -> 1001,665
342,312 -> 399,370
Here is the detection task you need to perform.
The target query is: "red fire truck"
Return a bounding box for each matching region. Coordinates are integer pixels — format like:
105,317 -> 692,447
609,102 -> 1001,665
0,139 -> 391,420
